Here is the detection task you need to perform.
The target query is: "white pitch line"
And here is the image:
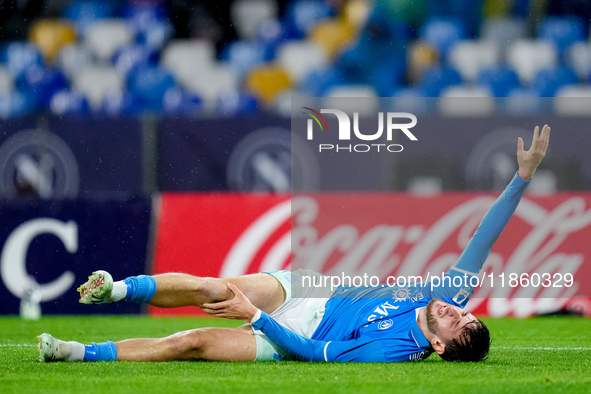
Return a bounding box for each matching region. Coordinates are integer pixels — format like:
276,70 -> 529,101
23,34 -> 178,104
0,344 -> 36,347
496,346 -> 591,350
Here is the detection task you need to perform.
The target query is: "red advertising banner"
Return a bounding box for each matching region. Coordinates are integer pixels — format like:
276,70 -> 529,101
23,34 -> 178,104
151,192 -> 591,317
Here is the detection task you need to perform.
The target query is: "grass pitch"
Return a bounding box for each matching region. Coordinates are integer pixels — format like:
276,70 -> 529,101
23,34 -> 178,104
1,316 -> 589,394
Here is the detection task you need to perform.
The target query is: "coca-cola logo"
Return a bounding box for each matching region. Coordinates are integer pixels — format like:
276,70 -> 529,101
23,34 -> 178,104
220,194 -> 591,317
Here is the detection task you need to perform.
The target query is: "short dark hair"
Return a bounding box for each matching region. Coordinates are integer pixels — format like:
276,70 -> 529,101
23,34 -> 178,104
440,320 -> 491,362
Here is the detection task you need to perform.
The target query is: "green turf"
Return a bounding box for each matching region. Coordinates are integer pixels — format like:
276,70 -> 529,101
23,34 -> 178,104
1,316 -> 590,394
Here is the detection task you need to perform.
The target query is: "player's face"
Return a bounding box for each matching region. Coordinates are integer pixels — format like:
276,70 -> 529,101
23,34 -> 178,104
426,299 -> 478,344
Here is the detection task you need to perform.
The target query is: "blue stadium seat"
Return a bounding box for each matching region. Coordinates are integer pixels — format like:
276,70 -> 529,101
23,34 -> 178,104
477,66 -> 521,97
505,87 -> 545,114
62,0 -> 118,35
121,2 -> 168,32
301,66 -> 350,96
101,91 -> 143,116
222,40 -> 272,79
162,86 -> 202,115
217,92 -> 258,115
16,65 -> 68,109
49,89 -> 91,116
532,67 -> 578,97
136,20 -> 175,50
538,16 -> 585,53
127,66 -> 176,110
112,44 -> 158,77
0,91 -> 31,118
420,18 -> 466,57
419,66 -> 462,96
391,87 -> 433,113
283,0 -> 334,38
0,42 -> 43,78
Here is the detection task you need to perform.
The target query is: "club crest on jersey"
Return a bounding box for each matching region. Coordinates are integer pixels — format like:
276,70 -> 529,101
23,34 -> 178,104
452,287 -> 471,305
378,319 -> 393,330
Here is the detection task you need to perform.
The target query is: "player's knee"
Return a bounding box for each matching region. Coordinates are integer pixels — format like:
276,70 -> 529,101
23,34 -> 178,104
166,330 -> 204,356
197,278 -> 233,303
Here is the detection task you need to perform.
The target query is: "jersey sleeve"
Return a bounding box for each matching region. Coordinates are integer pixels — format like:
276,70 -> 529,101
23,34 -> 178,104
252,311 -> 390,362
432,172 -> 530,303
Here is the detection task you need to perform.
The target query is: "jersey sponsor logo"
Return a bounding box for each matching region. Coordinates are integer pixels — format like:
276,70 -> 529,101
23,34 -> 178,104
377,319 -> 393,330
367,301 -> 399,323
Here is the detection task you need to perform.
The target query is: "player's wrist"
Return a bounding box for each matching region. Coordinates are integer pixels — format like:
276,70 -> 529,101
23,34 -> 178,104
518,168 -> 534,181
250,309 -> 262,324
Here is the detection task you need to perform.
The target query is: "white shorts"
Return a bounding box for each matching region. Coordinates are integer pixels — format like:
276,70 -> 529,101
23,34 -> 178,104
252,269 -> 331,361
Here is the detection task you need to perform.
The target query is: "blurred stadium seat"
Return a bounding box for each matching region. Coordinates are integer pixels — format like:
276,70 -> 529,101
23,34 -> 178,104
127,66 -> 176,111
0,67 -> 14,94
62,0 -> 117,35
419,66 -> 462,96
438,85 -> 495,116
532,67 -> 578,97
506,40 -> 558,84
231,0 -> 278,40
567,42 -> 591,81
246,65 -> 292,104
284,0 -> 334,38
0,91 -> 30,118
56,43 -> 95,79
406,41 -> 439,86
49,88 -> 90,115
72,65 -> 123,109
29,19 -> 76,62
223,40 -> 272,79
538,16 -> 585,54
420,18 -> 466,58
309,19 -> 355,58
276,40 -> 327,83
182,64 -> 238,105
449,40 -> 500,82
553,85 -> 591,115
480,17 -> 526,45
505,87 -> 544,114
112,44 -> 157,77
85,19 -> 135,62
477,65 -> 521,97
323,84 -> 378,114
161,40 -> 215,87
16,65 -> 68,109
391,87 -> 432,114
1,42 -> 43,78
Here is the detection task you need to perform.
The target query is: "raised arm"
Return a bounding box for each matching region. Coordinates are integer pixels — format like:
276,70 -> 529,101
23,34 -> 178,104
448,125 -> 551,280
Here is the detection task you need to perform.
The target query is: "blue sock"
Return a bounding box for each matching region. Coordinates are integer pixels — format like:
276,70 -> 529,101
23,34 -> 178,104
124,275 -> 157,304
84,341 -> 117,362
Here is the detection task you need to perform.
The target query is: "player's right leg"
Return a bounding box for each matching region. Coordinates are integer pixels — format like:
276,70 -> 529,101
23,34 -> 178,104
38,325 -> 257,362
77,270 -> 286,314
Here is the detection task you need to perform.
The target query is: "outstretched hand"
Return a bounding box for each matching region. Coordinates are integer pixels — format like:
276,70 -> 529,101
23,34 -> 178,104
517,124 -> 551,181
201,283 -> 259,322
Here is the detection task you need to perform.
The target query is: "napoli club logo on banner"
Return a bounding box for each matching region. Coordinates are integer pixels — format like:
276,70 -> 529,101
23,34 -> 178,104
0,129 -> 80,198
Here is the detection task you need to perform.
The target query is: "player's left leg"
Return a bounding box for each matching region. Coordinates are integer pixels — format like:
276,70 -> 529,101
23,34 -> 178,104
38,325 -> 257,362
78,270 -> 286,315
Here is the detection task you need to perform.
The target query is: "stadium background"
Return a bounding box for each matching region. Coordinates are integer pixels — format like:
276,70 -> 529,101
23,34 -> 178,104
0,0 -> 590,319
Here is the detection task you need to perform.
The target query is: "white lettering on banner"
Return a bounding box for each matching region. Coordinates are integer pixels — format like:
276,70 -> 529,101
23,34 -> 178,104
220,196 -> 591,316
1,219 -> 78,301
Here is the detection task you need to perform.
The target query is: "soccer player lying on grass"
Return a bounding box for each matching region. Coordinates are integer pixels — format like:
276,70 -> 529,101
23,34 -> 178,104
38,125 -> 550,364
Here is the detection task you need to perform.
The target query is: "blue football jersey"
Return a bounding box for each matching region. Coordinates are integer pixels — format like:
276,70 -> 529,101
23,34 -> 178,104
252,172 -> 530,362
